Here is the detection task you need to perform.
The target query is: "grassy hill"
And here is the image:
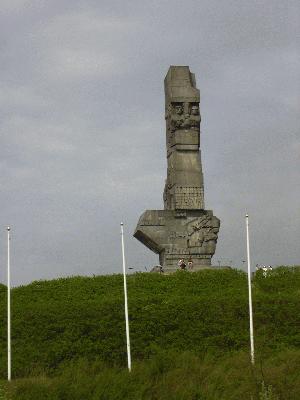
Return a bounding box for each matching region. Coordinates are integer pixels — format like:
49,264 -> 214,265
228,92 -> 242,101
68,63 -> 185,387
0,267 -> 299,399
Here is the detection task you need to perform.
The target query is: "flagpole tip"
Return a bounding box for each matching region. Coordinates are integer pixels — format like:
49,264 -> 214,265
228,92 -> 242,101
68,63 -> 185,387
7,226 -> 10,231
245,214 -> 248,218
120,222 -> 124,226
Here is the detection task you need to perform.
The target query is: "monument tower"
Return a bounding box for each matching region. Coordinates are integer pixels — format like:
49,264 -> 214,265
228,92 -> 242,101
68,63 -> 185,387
134,66 -> 220,272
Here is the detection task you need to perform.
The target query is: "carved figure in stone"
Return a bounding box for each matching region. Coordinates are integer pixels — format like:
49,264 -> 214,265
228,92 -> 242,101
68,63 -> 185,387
189,104 -> 201,130
169,103 -> 185,132
202,218 -> 220,254
188,229 -> 205,247
191,104 -> 200,115
187,216 -> 210,247
169,102 -> 201,132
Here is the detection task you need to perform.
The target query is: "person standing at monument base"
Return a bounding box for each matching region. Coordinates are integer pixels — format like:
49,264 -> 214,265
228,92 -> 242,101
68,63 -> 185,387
188,257 -> 193,270
178,259 -> 187,270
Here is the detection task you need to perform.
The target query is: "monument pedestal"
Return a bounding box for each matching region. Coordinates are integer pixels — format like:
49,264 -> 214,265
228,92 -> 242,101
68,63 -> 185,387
134,209 -> 220,272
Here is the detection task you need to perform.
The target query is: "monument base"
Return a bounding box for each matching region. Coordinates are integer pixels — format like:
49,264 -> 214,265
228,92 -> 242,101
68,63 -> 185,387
134,209 -> 220,272
150,265 -> 231,274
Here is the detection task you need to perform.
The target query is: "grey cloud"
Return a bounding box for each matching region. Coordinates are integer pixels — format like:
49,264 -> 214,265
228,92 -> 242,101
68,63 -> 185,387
0,0 -> 299,285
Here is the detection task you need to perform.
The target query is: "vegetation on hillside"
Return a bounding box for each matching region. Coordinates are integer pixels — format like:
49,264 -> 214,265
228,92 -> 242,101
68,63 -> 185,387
0,266 -> 299,399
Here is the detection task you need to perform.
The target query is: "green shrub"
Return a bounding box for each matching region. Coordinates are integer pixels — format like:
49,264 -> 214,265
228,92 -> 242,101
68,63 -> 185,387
0,267 -> 299,399
259,382 -> 279,400
7,349 -> 300,399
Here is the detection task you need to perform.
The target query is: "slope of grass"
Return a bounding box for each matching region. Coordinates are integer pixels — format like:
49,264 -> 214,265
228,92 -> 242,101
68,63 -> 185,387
0,266 -> 299,399
5,348 -> 300,400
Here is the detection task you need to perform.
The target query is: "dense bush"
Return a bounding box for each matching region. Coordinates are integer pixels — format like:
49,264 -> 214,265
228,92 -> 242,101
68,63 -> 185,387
0,266 -> 299,399
5,348 -> 300,400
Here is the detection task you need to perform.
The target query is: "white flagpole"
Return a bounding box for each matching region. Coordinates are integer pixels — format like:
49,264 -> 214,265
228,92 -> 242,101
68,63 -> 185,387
120,222 -> 132,371
245,214 -> 255,365
7,226 -> 11,380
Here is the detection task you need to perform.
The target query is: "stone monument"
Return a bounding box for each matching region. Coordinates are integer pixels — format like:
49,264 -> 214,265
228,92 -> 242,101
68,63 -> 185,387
134,66 -> 220,272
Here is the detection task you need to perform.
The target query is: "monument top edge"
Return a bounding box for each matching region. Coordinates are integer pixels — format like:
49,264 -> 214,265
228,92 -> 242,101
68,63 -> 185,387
167,65 -> 191,70
165,66 -> 199,101
165,65 -> 193,78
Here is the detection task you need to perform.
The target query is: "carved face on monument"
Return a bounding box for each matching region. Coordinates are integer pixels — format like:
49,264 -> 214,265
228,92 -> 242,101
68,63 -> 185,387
191,104 -> 199,116
205,227 -> 219,242
174,104 -> 183,115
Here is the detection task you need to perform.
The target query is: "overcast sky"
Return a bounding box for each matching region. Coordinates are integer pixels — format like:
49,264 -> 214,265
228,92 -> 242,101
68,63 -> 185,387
1,0 -> 299,286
